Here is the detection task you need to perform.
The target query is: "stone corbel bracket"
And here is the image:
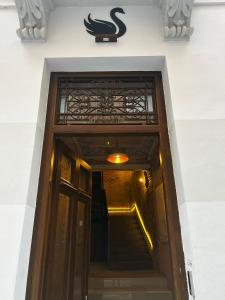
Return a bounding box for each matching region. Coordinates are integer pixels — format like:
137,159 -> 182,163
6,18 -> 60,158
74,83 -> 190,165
15,0 -> 53,41
158,0 -> 194,40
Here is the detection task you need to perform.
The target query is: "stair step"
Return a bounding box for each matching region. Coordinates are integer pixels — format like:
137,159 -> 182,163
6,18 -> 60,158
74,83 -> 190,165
108,261 -> 153,270
110,249 -> 151,260
109,215 -> 152,271
111,243 -> 147,248
110,226 -> 139,231
110,224 -> 139,228
110,248 -> 148,254
110,232 -> 141,238
110,230 -> 141,237
110,251 -> 149,258
110,254 -> 152,263
110,245 -> 147,251
89,276 -> 168,289
110,223 -> 138,228
111,233 -> 144,240
111,238 -> 147,246
88,288 -> 173,300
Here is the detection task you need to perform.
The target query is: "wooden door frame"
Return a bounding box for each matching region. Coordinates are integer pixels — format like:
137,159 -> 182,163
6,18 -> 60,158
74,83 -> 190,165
25,72 -> 188,300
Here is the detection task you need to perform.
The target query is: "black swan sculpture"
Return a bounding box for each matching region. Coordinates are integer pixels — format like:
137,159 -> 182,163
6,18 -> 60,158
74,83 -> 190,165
84,7 -> 126,41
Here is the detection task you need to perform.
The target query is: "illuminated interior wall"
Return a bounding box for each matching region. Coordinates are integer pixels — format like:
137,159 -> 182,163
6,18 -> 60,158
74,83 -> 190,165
103,170 -> 132,209
131,170 -> 155,250
130,158 -> 173,285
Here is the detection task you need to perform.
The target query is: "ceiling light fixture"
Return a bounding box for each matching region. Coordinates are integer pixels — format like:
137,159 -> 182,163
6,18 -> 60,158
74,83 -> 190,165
107,152 -> 129,164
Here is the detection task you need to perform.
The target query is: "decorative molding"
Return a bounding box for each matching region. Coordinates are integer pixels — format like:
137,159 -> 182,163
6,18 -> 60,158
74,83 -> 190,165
158,0 -> 194,40
0,2 -> 16,9
15,0 -> 53,41
14,0 -> 194,42
194,0 -> 225,6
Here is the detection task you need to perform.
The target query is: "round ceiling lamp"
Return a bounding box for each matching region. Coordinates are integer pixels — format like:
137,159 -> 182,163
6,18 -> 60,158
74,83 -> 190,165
107,152 -> 129,164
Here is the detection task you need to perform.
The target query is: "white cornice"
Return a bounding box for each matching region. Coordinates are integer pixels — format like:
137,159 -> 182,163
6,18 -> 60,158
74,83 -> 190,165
0,0 -> 16,8
53,0 -> 154,5
194,0 -> 225,5
14,0 -> 223,42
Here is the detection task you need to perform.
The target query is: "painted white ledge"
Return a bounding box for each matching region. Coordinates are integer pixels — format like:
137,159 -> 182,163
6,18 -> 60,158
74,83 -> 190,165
54,0 -> 155,5
12,0 -> 225,42
0,2 -> 16,8
194,0 -> 225,5
14,0 -> 194,42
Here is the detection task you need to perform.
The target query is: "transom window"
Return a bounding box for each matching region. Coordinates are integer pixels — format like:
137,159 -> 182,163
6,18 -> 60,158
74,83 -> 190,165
56,77 -> 157,125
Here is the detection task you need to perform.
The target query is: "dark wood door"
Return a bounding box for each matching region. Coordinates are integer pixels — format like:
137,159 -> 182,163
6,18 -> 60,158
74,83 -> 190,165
43,140 -> 91,300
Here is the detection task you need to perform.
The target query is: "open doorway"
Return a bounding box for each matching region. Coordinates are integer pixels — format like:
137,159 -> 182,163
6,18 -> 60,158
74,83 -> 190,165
58,134 -> 174,299
25,72 -> 188,300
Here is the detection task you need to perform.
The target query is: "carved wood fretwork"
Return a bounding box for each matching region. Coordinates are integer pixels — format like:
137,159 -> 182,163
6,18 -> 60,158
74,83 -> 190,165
56,77 -> 157,125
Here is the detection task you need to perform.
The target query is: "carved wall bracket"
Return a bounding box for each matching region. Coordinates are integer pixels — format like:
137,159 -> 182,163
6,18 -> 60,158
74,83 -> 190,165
158,0 -> 193,40
15,0 -> 53,41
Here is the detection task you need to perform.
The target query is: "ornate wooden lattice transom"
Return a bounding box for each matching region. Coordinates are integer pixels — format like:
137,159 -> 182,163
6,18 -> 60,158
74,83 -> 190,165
56,77 -> 157,125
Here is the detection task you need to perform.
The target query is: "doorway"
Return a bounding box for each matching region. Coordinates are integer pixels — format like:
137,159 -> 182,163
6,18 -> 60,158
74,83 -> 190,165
25,72 -> 188,300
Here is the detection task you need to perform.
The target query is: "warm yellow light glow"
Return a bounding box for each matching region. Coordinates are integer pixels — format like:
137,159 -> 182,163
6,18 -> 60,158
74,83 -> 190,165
139,177 -> 144,183
107,153 -> 129,164
134,203 -> 154,251
159,152 -> 163,166
108,207 -> 131,210
108,204 -> 153,251
131,205 -> 135,213
108,206 -> 134,214
50,151 -> 55,170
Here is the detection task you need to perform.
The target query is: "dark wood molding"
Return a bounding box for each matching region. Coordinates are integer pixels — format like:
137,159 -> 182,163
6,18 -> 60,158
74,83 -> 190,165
53,125 -> 159,136
155,76 -> 188,300
26,73 -> 58,300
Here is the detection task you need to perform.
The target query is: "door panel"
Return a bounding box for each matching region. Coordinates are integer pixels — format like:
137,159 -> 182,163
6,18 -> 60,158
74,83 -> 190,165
43,140 -> 91,300
60,154 -> 72,182
45,193 -> 71,300
73,200 -> 86,299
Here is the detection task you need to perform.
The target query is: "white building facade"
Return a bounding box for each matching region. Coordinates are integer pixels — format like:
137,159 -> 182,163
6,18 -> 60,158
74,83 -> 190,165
0,1 -> 225,299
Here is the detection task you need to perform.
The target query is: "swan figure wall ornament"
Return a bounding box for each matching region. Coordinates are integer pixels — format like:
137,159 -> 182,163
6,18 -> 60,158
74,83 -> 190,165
84,7 -> 127,42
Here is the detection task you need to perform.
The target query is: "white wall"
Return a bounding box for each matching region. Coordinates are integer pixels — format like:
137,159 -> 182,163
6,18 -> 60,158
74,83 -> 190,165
0,4 -> 225,300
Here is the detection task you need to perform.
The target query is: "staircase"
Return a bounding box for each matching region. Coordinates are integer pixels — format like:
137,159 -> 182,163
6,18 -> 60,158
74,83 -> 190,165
88,214 -> 173,299
88,270 -> 173,300
108,215 -> 152,270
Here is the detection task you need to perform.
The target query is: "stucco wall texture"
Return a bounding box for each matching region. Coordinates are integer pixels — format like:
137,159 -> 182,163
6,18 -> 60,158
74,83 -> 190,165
0,4 -> 225,300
